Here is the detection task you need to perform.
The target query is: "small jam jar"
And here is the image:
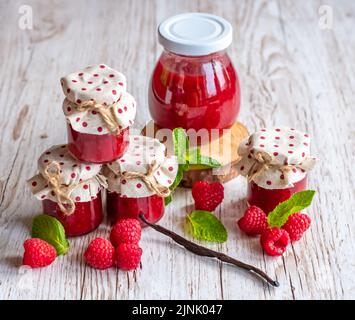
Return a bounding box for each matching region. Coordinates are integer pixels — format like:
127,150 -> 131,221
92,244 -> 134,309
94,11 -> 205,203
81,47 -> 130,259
60,64 -> 136,163
106,193 -> 165,224
237,127 -> 317,214
66,125 -> 129,164
103,135 -> 178,225
149,13 -> 240,131
28,144 -> 106,236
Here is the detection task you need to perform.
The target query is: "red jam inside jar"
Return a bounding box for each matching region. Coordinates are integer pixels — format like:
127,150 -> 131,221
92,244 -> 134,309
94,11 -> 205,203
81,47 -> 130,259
67,124 -> 129,163
107,191 -> 165,225
42,191 -> 103,236
247,176 -> 307,214
149,50 -> 240,131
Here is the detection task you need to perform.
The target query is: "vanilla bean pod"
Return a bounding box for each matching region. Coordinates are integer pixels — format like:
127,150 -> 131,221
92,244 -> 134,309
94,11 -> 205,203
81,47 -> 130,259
139,214 -> 279,287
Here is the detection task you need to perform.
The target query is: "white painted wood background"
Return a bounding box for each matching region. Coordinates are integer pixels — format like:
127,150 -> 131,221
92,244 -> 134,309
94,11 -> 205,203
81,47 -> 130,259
0,0 -> 354,300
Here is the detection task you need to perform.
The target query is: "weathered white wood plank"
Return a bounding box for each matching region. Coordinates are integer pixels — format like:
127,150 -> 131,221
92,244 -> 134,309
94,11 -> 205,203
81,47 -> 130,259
0,0 -> 354,300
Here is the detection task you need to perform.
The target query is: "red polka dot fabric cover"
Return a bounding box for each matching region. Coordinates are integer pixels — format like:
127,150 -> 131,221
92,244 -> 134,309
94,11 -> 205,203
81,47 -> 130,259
27,145 -> 106,202
236,127 -> 317,189
104,135 -> 178,198
60,64 -> 136,135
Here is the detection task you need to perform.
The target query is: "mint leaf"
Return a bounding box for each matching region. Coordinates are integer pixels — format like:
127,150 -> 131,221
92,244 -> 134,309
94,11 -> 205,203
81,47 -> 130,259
188,147 -> 221,169
267,190 -> 316,228
166,128 -> 190,205
165,161 -> 185,205
172,128 -> 189,171
187,210 -> 228,243
169,164 -> 185,193
164,194 -> 172,206
31,214 -> 70,255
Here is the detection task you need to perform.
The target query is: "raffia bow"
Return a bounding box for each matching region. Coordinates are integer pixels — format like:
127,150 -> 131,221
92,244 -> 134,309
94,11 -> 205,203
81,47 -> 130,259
42,161 -> 76,215
42,161 -> 107,215
70,100 -> 121,135
109,160 -> 171,198
247,151 -> 292,183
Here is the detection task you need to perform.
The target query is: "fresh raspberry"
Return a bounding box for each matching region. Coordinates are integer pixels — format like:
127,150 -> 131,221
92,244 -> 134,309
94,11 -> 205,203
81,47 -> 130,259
260,228 -> 290,256
84,237 -> 115,270
23,238 -> 56,268
237,206 -> 268,236
192,181 -> 224,212
116,243 -> 142,270
282,213 -> 311,241
110,219 -> 141,247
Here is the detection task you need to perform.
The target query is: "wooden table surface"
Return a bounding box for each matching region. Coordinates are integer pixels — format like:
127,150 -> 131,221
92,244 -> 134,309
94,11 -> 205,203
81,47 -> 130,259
0,0 -> 354,300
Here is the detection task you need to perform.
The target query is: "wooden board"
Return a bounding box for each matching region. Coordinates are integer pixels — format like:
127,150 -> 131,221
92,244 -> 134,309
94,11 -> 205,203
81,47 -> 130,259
142,121 -> 249,187
0,0 -> 354,300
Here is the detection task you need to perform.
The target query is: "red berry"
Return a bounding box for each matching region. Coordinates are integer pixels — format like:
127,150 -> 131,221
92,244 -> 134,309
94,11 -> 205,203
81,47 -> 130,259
192,181 -> 224,212
110,219 -> 141,247
237,206 -> 268,236
23,238 -> 56,268
282,213 -> 311,241
116,243 -> 142,270
260,228 -> 290,256
84,237 -> 115,269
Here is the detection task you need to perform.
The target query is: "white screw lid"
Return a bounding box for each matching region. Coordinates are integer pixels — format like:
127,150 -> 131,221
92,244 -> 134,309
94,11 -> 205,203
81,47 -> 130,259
158,13 -> 233,56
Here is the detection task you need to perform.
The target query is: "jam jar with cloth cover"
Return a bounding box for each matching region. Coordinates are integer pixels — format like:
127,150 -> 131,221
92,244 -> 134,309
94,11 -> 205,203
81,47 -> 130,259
236,127 -> 317,214
103,135 -> 178,225
60,64 -> 136,163
28,144 -> 107,236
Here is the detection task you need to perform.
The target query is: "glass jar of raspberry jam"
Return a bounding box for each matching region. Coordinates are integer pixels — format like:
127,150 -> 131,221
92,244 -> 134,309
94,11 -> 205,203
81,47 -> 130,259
247,176 -> 307,214
237,127 -> 317,214
42,191 -> 103,237
149,13 -> 240,132
61,64 -> 136,163
107,193 -> 164,225
28,145 -> 106,236
103,135 -> 178,225
67,125 -> 129,163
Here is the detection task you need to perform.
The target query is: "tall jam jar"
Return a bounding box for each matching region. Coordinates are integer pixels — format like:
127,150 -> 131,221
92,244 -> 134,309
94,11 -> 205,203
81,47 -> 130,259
236,127 -> 317,214
149,13 -> 240,132
60,64 -> 136,163
27,144 -> 106,236
103,135 -> 178,225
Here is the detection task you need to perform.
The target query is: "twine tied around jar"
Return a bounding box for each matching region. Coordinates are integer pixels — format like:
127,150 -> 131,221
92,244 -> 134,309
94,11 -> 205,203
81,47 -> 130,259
247,151 -> 292,183
109,160 -> 171,198
70,100 -> 121,135
42,161 -> 76,215
41,161 -> 107,215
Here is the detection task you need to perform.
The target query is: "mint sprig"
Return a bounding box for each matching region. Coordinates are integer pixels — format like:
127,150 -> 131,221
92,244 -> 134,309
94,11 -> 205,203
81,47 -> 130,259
172,127 -> 189,170
267,190 -> 316,228
165,128 -> 221,205
165,128 -> 190,205
31,214 -> 70,255
188,147 -> 221,169
186,210 -> 228,243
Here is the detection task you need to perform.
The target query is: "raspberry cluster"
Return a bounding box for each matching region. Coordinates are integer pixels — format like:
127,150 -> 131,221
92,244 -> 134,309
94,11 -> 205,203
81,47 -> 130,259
237,206 -> 311,256
84,219 -> 143,270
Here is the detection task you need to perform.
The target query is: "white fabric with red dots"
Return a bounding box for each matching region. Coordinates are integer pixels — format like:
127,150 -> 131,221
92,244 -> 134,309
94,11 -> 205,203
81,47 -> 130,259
27,145 -> 106,203
104,135 -> 178,198
236,127 -> 317,189
60,64 -> 136,135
